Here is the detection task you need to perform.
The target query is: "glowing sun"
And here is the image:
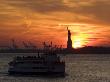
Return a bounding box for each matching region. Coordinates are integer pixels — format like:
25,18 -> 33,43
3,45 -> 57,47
71,32 -> 89,49
72,39 -> 83,49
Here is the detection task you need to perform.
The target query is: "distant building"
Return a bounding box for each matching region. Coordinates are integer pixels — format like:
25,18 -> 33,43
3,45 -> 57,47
67,27 -> 72,50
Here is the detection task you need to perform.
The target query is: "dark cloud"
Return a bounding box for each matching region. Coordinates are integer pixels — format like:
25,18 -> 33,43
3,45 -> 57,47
0,13 -> 23,22
4,0 -> 70,13
76,1 -> 110,24
87,37 -> 102,41
3,0 -> 110,25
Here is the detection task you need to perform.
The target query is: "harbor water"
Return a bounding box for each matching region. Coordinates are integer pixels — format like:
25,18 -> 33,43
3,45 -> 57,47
0,53 -> 110,82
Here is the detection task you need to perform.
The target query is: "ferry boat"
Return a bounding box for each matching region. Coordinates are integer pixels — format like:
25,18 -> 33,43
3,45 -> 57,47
8,52 -> 65,76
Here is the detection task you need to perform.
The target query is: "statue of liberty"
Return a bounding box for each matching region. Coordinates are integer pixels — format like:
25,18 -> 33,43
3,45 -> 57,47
67,27 -> 72,50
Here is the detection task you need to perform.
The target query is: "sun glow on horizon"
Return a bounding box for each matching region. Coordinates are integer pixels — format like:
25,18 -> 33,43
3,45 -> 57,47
72,39 -> 83,49
71,33 -> 89,49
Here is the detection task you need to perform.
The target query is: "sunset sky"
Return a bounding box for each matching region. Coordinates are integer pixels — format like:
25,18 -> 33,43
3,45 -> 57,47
0,0 -> 110,48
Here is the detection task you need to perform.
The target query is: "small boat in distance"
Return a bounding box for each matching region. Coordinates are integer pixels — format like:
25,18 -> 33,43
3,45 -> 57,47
8,51 -> 65,77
